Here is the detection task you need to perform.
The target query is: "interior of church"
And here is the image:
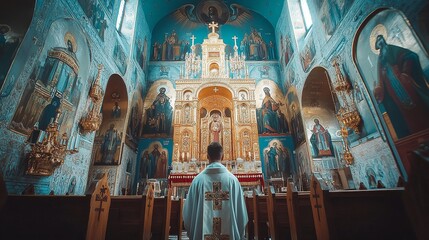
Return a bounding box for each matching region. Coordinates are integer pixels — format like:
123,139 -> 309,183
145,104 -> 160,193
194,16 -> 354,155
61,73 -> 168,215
0,0 -> 428,239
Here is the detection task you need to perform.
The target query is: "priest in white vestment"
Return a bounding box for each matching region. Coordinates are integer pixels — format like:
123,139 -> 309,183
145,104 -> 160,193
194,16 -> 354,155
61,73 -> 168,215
183,142 -> 248,239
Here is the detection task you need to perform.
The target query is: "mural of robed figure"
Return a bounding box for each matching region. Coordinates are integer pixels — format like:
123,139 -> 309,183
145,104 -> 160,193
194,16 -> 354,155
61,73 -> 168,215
263,141 -> 292,179
144,87 -> 173,135
100,123 -> 122,164
310,119 -> 334,157
140,150 -> 150,179
257,87 -> 288,134
149,144 -> 161,178
373,34 -> 429,139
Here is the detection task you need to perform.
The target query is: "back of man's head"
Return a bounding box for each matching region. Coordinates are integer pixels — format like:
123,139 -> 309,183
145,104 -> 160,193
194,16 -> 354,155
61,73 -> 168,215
207,142 -> 223,162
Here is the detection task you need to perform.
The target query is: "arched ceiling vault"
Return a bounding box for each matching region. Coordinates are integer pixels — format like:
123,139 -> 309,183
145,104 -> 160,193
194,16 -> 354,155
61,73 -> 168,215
142,0 -> 284,31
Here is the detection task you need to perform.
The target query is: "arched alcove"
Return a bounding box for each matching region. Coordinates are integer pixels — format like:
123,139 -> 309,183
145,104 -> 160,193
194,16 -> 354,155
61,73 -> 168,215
198,86 -> 234,160
302,67 -> 342,173
92,74 -> 128,165
0,0 -> 36,91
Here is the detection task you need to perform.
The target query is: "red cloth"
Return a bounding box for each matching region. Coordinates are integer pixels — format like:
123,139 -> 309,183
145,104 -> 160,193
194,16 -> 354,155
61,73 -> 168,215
168,173 -> 264,189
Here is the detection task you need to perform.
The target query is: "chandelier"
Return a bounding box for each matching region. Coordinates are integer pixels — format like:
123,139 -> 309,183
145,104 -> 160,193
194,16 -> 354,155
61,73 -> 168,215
184,35 -> 201,79
26,106 -> 78,176
229,35 -> 246,78
331,56 -> 362,165
80,64 -> 104,134
332,57 -> 361,135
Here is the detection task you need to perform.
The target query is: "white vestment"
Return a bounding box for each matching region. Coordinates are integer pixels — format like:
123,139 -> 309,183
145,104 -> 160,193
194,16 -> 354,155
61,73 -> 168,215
183,162 -> 248,239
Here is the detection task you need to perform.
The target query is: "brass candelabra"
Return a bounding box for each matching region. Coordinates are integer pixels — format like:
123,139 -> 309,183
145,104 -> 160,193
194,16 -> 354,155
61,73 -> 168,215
26,108 -> 78,176
80,64 -> 104,134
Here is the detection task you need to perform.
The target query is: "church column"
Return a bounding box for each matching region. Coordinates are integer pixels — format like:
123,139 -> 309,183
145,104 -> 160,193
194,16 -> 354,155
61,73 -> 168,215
192,100 -> 198,159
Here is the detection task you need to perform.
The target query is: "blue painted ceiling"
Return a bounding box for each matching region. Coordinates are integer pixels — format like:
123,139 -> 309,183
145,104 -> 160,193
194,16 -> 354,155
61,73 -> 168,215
141,0 -> 284,31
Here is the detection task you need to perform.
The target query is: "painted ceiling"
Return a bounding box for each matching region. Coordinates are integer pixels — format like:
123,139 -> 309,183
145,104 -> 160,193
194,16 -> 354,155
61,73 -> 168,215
142,0 -> 284,31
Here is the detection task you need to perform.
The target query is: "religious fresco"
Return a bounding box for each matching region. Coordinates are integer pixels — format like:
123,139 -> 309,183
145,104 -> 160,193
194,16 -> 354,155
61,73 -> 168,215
300,38 -> 316,72
258,136 -> 295,180
135,36 -> 148,73
136,138 -> 173,181
308,118 -> 334,158
279,33 -> 294,70
285,88 -> 306,147
125,84 -> 144,150
78,0 -> 108,41
152,29 -> 190,61
0,1 -> 35,91
295,142 -> 312,191
113,38 -> 127,75
10,19 -> 90,146
150,3 -> 276,62
284,64 -> 296,90
240,27 -> 275,61
142,80 -> 175,137
354,9 -> 429,141
92,75 -> 128,165
312,0 -> 354,39
255,80 -> 289,135
151,26 -> 276,62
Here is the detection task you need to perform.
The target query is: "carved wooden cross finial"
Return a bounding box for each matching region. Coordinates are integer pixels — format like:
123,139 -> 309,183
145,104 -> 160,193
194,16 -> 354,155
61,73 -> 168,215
312,181 -> 322,221
147,186 -> 154,208
232,36 -> 238,46
95,184 -> 108,221
190,35 -> 196,46
204,217 -> 230,240
205,182 -> 229,210
208,21 -> 219,34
